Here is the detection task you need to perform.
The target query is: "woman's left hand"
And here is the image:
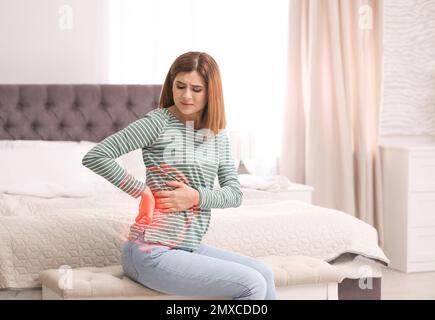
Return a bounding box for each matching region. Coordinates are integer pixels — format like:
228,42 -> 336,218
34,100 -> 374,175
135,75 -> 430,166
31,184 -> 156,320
154,180 -> 200,213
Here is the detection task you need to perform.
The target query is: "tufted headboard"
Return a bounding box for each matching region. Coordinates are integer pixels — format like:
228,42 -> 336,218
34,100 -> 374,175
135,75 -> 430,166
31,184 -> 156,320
0,84 -> 163,142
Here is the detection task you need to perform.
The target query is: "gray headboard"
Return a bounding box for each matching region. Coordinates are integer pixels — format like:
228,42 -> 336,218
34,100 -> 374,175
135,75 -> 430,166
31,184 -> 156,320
0,84 -> 162,142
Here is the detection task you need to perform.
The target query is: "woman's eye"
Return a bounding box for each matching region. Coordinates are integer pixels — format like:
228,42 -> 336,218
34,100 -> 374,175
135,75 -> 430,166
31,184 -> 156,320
176,85 -> 201,93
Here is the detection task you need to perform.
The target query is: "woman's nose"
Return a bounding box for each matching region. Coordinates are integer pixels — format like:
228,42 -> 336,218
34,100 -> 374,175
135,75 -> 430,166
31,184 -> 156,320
182,88 -> 192,99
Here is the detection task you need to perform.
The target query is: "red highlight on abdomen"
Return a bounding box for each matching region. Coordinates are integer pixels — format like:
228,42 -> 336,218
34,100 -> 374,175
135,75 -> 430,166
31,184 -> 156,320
120,163 -> 201,250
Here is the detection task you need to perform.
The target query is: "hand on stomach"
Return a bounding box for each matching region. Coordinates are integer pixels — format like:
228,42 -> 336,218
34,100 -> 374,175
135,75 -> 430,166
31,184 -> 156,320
135,186 -> 155,224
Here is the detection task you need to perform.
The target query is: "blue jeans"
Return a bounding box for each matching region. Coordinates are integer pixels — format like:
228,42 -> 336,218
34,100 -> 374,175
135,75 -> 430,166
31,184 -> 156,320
121,238 -> 278,300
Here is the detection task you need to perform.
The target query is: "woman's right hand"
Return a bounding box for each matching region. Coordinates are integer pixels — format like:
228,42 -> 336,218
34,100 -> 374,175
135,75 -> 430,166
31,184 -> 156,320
135,186 -> 155,224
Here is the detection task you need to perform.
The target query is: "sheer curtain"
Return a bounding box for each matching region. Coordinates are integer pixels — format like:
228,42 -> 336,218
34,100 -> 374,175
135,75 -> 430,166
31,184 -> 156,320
280,0 -> 385,247
108,0 -> 289,174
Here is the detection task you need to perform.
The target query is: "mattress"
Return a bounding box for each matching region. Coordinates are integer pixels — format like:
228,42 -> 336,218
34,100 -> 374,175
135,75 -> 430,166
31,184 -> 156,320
0,188 -> 389,289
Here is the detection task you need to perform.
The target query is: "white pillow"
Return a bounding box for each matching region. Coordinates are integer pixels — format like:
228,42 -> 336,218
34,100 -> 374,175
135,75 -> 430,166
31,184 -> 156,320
0,140 -> 97,198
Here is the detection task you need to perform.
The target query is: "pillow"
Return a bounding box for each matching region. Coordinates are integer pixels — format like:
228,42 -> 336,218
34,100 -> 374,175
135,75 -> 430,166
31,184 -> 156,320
0,140 -> 98,198
0,140 -> 148,198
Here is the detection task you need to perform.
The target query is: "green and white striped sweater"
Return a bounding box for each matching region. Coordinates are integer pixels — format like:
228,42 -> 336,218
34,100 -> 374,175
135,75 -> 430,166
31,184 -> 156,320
82,107 -> 243,251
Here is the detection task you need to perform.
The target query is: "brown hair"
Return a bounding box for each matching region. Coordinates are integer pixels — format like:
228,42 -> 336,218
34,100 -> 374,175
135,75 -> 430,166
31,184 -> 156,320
159,51 -> 226,135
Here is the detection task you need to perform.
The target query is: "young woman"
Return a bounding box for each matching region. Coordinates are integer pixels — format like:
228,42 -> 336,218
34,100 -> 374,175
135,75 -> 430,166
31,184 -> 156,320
82,52 -> 277,300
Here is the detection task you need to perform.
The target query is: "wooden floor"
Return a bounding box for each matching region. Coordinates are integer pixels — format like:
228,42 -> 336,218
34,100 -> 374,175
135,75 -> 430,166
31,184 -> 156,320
382,267 -> 435,300
1,267 -> 435,300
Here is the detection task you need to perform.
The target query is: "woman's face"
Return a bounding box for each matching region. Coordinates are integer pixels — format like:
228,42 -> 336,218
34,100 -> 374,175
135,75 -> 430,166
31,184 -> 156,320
172,71 -> 207,122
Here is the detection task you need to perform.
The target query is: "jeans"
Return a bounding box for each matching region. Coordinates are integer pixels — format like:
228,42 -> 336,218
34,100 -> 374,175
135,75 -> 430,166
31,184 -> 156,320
121,238 -> 278,300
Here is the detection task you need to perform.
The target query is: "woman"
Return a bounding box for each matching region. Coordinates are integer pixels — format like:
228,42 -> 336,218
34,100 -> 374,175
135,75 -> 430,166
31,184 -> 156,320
82,52 -> 277,300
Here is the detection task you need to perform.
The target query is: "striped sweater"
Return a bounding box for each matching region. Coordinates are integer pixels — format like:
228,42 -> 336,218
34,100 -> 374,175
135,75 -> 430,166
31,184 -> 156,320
82,106 -> 243,251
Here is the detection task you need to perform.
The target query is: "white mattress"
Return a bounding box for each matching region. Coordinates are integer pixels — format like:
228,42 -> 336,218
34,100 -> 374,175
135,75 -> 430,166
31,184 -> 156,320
0,188 -> 389,289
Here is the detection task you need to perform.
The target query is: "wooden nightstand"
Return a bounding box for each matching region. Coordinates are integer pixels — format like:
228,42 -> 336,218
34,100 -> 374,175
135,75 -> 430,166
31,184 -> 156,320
270,183 -> 314,204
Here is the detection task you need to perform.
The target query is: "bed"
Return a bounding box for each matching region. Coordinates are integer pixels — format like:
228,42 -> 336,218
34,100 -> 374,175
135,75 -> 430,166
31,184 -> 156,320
0,84 -> 390,299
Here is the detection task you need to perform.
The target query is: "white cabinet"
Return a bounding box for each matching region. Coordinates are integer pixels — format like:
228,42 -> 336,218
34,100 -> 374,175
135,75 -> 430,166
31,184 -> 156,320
380,144 -> 435,272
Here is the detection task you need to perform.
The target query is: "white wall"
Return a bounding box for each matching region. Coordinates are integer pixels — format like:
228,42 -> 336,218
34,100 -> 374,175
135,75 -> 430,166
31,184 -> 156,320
381,0 -> 435,143
0,0 -> 109,83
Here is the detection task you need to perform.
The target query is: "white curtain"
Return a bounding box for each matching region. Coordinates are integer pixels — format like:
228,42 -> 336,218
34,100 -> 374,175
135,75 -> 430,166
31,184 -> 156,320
108,0 -> 289,175
280,0 -> 385,247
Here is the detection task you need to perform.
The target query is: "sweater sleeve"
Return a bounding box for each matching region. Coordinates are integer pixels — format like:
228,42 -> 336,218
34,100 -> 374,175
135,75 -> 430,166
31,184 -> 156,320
82,109 -> 166,199
194,130 -> 243,209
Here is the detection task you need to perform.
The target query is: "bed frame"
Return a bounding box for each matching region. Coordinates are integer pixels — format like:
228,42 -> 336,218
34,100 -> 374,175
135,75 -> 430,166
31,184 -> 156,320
0,84 -> 382,300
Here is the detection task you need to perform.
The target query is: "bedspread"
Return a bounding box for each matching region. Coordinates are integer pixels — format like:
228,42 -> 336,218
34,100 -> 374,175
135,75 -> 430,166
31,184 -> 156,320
0,190 -> 389,289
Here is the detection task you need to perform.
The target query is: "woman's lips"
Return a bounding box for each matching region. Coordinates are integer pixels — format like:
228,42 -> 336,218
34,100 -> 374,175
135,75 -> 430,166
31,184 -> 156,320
181,102 -> 194,106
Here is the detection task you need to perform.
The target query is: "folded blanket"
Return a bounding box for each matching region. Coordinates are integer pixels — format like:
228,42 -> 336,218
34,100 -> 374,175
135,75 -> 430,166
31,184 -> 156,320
238,174 -> 293,191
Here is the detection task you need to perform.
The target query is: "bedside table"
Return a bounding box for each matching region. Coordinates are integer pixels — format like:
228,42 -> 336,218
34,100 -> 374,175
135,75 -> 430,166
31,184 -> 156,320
381,143 -> 435,272
270,183 -> 314,204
